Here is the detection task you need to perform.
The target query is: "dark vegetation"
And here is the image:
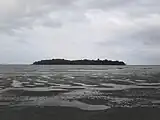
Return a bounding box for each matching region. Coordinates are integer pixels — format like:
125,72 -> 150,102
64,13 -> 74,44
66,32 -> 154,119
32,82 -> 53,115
33,59 -> 126,65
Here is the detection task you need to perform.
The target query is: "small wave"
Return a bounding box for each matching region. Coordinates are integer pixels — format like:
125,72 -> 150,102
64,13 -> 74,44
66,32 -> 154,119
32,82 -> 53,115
36,79 -> 48,83
136,83 -> 160,86
34,83 -> 45,87
13,97 -> 110,111
109,79 -> 135,85
11,80 -> 22,88
24,84 -> 36,88
49,83 -> 71,87
40,75 -> 51,79
72,82 -> 98,87
135,80 -> 147,82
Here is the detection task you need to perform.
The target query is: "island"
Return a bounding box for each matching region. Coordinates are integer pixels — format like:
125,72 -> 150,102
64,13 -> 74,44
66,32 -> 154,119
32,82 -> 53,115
33,59 -> 126,65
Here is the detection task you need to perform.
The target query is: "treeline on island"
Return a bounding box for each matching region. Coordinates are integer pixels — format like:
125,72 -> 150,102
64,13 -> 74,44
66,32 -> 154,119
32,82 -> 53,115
33,59 -> 126,65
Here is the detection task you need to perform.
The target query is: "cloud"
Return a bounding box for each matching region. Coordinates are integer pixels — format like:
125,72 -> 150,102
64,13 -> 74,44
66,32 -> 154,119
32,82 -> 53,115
0,0 -> 78,34
0,0 -> 160,64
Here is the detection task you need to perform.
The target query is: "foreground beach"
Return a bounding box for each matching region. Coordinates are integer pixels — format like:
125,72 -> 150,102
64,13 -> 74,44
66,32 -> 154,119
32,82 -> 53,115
0,65 -> 160,120
0,106 -> 160,120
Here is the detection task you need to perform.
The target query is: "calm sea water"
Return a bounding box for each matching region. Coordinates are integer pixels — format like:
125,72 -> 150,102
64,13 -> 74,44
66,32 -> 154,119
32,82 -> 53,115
0,65 -> 160,110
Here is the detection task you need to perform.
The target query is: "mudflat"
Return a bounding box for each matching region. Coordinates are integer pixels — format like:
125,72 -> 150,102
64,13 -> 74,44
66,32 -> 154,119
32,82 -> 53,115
0,65 -> 160,120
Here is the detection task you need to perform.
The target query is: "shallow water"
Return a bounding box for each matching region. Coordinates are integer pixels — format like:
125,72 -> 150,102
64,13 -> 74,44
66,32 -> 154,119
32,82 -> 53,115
0,65 -> 160,111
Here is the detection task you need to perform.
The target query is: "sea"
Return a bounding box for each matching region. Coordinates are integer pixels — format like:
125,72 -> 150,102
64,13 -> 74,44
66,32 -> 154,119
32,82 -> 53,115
0,65 -> 160,120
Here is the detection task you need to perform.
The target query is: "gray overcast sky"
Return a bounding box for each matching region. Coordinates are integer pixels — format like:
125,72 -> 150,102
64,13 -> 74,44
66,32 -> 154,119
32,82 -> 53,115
0,0 -> 160,65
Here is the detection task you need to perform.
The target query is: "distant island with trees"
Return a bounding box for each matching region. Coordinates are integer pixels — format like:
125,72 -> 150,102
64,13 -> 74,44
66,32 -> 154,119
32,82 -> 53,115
33,59 -> 126,65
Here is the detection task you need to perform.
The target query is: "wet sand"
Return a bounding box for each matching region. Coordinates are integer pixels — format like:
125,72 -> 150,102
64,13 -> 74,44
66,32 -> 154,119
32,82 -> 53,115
1,65 -> 160,120
0,106 -> 160,120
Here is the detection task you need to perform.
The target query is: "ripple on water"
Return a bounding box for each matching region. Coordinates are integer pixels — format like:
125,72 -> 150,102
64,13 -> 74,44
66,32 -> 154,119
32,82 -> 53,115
0,87 -> 68,97
136,83 -> 160,86
36,79 -> 48,84
72,82 -> 98,87
11,80 -> 22,88
13,96 -> 110,111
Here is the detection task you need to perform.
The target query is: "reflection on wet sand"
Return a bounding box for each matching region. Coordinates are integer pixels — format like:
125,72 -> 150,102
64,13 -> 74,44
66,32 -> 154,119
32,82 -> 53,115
0,65 -> 160,120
